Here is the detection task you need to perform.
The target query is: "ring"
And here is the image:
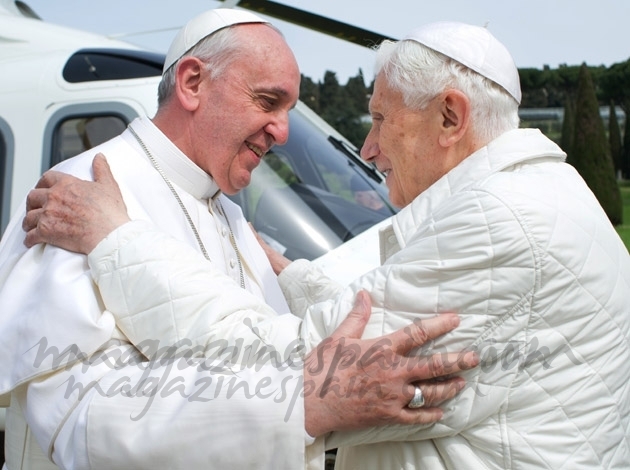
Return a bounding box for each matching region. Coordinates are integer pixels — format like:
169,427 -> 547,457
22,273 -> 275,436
407,385 -> 425,409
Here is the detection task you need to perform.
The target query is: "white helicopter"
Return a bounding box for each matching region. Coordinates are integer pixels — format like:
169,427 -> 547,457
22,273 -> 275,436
0,0 -> 398,454
0,0 -> 399,270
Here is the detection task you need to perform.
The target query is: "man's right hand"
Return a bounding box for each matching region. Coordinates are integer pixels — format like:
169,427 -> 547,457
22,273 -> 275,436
303,290 -> 478,437
23,153 -> 130,254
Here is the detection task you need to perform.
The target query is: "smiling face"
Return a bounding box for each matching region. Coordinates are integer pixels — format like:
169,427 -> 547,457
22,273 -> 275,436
361,73 -> 450,208
188,24 -> 300,195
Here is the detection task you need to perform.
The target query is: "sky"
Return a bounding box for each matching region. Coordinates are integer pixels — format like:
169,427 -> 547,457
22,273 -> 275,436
22,0 -> 630,85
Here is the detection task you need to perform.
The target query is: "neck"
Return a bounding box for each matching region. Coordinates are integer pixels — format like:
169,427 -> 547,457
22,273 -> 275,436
152,107 -> 195,160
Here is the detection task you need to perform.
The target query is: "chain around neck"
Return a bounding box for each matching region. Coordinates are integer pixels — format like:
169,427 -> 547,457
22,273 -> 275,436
128,124 -> 211,261
127,124 -> 246,290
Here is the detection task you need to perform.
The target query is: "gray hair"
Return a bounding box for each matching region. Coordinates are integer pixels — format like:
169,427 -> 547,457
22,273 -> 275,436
157,22 -> 281,107
374,39 -> 520,143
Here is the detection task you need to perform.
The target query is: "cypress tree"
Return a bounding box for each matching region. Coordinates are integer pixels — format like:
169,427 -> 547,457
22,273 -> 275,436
318,71 -> 344,126
570,63 -> 622,225
344,70 -> 369,116
600,59 -> 630,178
608,100 -> 623,179
561,94 -> 575,158
623,111 -> 630,179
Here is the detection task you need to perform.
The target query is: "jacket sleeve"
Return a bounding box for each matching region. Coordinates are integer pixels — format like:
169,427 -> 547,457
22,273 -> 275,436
308,189 -> 538,448
88,220 -> 304,363
16,340 -> 311,470
0,217 -> 314,469
88,186 -> 537,448
277,259 -> 344,319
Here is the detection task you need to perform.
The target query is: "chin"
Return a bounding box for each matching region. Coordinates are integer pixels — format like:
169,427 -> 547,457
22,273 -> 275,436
389,193 -> 403,208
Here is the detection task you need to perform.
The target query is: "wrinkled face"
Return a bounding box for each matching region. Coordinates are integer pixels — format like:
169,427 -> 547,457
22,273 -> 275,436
361,74 -> 444,208
190,24 -> 300,194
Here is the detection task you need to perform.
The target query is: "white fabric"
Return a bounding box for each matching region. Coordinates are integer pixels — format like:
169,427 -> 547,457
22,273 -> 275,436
404,22 -> 522,103
52,128 -> 630,468
163,8 -> 268,72
282,128 -> 630,469
0,117 -> 309,469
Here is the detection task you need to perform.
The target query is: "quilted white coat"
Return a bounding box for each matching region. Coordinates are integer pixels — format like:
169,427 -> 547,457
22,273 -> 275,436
0,119 -> 311,470
280,128 -> 630,469
83,128 -> 630,469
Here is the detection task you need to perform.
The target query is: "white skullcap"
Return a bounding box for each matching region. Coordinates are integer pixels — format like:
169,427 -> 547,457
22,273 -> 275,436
163,8 -> 269,73
403,21 -> 521,104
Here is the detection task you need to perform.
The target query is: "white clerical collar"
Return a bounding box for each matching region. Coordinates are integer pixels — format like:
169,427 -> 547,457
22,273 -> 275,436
126,117 -> 220,200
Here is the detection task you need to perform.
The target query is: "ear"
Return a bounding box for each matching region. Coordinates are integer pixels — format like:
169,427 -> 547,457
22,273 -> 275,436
174,57 -> 206,112
438,89 -> 471,148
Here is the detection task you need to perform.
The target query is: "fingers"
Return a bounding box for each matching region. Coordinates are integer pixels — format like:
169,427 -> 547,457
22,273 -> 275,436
20,152 -> 129,253
329,290 -> 372,340
406,376 -> 465,408
388,313 -> 460,356
396,406 -> 444,425
34,170 -> 64,190
405,350 -> 479,384
23,209 -> 44,248
25,187 -> 47,212
417,377 -> 466,408
22,204 -> 41,234
92,153 -> 116,185
394,377 -> 467,425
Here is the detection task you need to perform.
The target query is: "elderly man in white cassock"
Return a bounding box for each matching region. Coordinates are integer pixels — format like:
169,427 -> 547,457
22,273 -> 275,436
20,19 -> 630,470
0,9 -> 477,470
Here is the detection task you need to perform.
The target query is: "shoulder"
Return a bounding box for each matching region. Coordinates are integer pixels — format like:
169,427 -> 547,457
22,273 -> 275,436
52,135 -> 131,180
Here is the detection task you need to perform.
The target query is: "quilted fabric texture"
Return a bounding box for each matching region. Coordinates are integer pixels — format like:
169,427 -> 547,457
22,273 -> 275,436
282,128 -> 630,469
59,128 -> 628,468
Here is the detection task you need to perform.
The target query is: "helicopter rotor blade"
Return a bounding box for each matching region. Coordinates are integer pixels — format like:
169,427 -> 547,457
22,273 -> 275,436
216,0 -> 396,48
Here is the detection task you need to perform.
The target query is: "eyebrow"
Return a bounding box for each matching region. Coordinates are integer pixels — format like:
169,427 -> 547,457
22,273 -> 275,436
257,87 -> 298,109
258,87 -> 290,99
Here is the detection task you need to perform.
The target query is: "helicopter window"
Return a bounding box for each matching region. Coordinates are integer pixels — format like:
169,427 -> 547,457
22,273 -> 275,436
53,116 -> 127,164
0,118 -> 14,235
227,107 -> 397,261
63,49 -> 165,83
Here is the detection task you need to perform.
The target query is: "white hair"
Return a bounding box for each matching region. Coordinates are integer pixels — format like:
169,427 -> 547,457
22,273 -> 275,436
157,23 -> 281,107
374,39 -> 520,143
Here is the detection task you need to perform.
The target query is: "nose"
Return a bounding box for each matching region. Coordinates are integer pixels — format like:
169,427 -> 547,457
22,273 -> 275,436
360,128 -> 378,162
265,111 -> 290,146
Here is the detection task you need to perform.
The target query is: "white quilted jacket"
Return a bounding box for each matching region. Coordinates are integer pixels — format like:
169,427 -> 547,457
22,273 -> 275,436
87,129 -> 630,469
278,128 -> 630,469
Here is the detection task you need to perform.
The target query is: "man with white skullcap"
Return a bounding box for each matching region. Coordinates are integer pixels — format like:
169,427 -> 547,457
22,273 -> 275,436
267,21 -> 627,468
17,18 -> 630,469
0,10 -> 479,470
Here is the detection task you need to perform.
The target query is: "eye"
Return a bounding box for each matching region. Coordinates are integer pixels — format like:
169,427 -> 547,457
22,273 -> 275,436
370,115 -> 383,127
369,112 -> 383,121
259,95 -> 278,110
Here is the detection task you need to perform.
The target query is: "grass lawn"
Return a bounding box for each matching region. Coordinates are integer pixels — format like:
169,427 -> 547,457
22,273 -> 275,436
616,182 -> 630,251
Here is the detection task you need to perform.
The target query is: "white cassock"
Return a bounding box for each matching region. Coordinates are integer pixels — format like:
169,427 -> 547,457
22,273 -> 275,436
0,117 -> 323,470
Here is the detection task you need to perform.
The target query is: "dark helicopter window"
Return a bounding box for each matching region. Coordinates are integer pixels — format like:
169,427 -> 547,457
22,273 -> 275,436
228,108 -> 396,261
53,116 -> 127,164
63,49 -> 165,83
0,118 -> 14,235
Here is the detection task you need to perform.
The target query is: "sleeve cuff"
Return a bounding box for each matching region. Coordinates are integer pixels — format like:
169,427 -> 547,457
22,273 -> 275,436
87,219 -> 154,279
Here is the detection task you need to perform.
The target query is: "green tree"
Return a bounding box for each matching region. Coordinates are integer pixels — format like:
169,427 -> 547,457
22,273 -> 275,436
519,68 -> 548,108
608,100 -> 623,178
600,59 -> 630,178
561,93 -> 575,157
318,70 -> 345,125
569,63 -> 622,225
316,70 -> 369,148
299,74 -> 320,114
341,70 -> 370,146
344,69 -> 369,116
